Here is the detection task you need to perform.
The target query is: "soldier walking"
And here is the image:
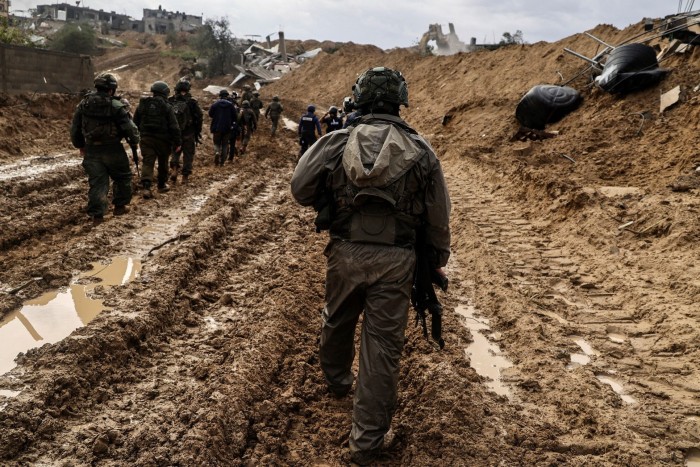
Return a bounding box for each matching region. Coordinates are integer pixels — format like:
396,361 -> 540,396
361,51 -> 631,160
208,89 -> 237,166
265,95 -> 284,136
168,78 -> 203,185
238,100 -> 257,155
70,73 -> 140,225
133,81 -> 182,198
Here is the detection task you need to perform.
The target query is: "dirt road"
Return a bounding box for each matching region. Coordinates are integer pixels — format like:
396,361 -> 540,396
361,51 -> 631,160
1,22 -> 699,466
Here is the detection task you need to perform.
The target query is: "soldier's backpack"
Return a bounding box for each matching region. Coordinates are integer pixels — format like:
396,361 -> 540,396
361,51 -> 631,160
137,96 -> 171,135
170,98 -> 192,132
80,93 -> 120,145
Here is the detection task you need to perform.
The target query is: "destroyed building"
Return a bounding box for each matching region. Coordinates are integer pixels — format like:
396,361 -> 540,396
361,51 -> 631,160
0,0 -> 10,18
32,3 -> 201,34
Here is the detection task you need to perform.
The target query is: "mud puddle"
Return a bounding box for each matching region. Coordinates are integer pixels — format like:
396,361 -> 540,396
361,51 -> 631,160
567,337 -> 598,370
455,304 -> 513,398
0,153 -> 78,181
596,374 -> 636,404
0,256 -> 141,379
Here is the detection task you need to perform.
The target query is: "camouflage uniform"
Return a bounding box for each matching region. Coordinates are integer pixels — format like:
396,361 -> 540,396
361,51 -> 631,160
265,97 -> 284,136
238,102 -> 257,154
291,67 -> 451,465
134,85 -> 182,195
70,86 -> 140,221
168,88 -> 203,182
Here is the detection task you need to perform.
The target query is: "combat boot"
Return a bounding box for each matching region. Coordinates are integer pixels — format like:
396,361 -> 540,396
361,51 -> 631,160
89,215 -> 104,226
142,184 -> 154,199
158,184 -> 170,193
181,175 -> 189,185
169,166 -> 178,184
113,205 -> 129,216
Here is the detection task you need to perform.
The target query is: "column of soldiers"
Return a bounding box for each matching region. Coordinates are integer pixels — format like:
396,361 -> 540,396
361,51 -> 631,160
72,74 -> 288,224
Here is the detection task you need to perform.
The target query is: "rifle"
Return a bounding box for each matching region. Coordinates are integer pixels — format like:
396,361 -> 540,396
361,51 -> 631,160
130,144 -> 140,178
411,228 -> 448,350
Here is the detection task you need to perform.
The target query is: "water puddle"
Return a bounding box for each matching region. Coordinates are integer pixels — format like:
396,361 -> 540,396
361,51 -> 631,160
0,256 -> 141,378
607,333 -> 626,344
567,337 -> 598,370
686,447 -> 700,467
596,374 -> 636,404
455,304 -> 513,399
0,153 -> 78,181
282,117 -> 299,132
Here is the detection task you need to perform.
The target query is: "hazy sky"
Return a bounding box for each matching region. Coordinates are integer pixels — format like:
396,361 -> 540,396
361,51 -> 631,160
11,0 -> 687,49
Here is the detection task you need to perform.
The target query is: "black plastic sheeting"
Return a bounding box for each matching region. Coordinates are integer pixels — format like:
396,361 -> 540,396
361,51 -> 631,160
594,43 -> 669,94
515,85 -> 582,130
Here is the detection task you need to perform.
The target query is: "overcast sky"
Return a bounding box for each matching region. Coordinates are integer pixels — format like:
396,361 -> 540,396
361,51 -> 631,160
11,0 -> 688,49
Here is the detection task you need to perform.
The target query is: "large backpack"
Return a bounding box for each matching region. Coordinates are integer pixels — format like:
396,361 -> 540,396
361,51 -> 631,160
137,96 -> 171,136
170,98 -> 192,132
80,93 -> 120,145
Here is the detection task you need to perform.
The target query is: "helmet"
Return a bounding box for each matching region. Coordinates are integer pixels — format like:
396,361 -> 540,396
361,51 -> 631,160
150,81 -> 170,96
242,100 -> 250,107
253,91 -> 260,96
243,84 -> 251,90
307,104 -> 316,112
175,78 -> 191,93
231,91 -> 239,98
272,95 -> 280,101
352,66 -> 408,108
342,96 -> 354,112
94,72 -> 118,91
329,106 -> 338,114
219,89 -> 230,98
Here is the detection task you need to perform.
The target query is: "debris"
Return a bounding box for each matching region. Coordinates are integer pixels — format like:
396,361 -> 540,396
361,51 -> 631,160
560,154 -> 576,164
660,86 -> 681,113
513,144 -> 533,157
515,85 -> 582,130
594,43 -> 669,94
618,220 -> 635,230
511,127 -> 558,142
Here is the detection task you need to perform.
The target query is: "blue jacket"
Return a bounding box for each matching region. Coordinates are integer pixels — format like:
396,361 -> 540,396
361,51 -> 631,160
298,112 -> 321,136
208,98 -> 237,133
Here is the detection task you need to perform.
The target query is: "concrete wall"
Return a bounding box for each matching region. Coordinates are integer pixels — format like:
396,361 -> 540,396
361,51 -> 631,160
0,43 -> 94,94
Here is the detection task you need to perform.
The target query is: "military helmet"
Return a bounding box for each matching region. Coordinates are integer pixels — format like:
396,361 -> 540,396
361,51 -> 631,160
329,106 -> 338,114
352,66 -> 408,108
253,91 -> 260,96
94,72 -> 118,91
272,95 -> 280,101
150,81 -> 171,96
243,84 -> 251,90
242,100 -> 250,107
342,96 -> 354,112
175,78 -> 191,92
307,104 -> 316,112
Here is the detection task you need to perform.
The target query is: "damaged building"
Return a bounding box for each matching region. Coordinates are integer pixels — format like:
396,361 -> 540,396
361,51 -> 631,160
142,6 -> 202,34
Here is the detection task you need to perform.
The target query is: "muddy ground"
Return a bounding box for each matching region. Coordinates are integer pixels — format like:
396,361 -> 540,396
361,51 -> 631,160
1,20 -> 699,466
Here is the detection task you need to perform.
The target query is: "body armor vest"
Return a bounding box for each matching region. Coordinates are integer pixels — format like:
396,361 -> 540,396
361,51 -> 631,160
80,93 -> 121,146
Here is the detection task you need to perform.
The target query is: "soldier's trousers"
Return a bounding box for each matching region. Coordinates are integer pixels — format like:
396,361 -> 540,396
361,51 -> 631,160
320,240 -> 416,457
140,136 -> 171,188
170,135 -> 196,176
81,146 -> 132,217
212,131 -> 230,165
270,116 -> 280,136
300,133 -> 317,156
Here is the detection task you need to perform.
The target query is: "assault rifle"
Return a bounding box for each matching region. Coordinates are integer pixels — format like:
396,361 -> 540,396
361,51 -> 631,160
411,228 -> 448,350
130,143 -> 140,178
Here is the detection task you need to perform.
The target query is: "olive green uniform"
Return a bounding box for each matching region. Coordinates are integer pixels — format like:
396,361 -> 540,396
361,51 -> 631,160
265,100 -> 284,136
291,113 -> 451,458
70,91 -> 140,218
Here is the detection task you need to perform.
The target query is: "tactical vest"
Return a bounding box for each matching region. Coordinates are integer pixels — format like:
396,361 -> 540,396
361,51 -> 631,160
326,121 -> 428,247
79,93 -> 121,146
268,101 -> 283,117
137,96 -> 171,137
169,97 -> 191,132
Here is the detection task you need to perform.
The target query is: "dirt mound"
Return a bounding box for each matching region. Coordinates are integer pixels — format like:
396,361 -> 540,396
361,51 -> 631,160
0,17 -> 699,467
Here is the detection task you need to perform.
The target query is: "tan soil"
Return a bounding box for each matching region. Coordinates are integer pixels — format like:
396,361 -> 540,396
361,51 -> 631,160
0,20 -> 699,466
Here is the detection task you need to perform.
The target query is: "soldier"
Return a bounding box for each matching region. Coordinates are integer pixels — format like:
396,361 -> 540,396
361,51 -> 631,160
291,66 -> 451,465
227,93 -> 241,162
250,91 -> 263,119
238,100 -> 258,155
264,95 -> 284,136
133,81 -> 182,199
70,72 -> 140,225
208,89 -> 237,166
241,84 -> 254,105
168,78 -> 203,185
298,104 -> 322,157
320,106 -> 344,134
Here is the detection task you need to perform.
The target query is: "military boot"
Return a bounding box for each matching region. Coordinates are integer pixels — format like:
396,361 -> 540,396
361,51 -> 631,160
169,166 -> 178,184
142,182 -> 154,199
181,174 -> 189,185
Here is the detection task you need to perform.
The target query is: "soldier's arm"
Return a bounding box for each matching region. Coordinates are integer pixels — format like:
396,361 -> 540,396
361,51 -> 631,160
113,102 -> 140,145
190,99 -> 203,133
168,108 -> 183,146
291,131 -> 348,206
423,155 -> 451,268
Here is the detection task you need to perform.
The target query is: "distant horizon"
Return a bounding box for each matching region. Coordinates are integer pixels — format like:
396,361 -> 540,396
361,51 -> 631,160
8,1 -> 684,50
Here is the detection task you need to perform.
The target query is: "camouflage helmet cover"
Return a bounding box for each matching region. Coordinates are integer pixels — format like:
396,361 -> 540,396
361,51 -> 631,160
94,72 -> 118,90
352,66 -> 408,108
150,81 -> 171,96
272,95 -> 280,101
242,100 -> 250,107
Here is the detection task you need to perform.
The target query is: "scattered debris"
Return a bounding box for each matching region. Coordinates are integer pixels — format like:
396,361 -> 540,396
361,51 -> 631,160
594,43 -> 669,94
660,86 -> 682,113
510,127 -> 559,142
560,154 -> 576,164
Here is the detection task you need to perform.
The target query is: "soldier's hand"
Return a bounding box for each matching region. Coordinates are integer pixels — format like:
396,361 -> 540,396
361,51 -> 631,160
432,268 -> 449,292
